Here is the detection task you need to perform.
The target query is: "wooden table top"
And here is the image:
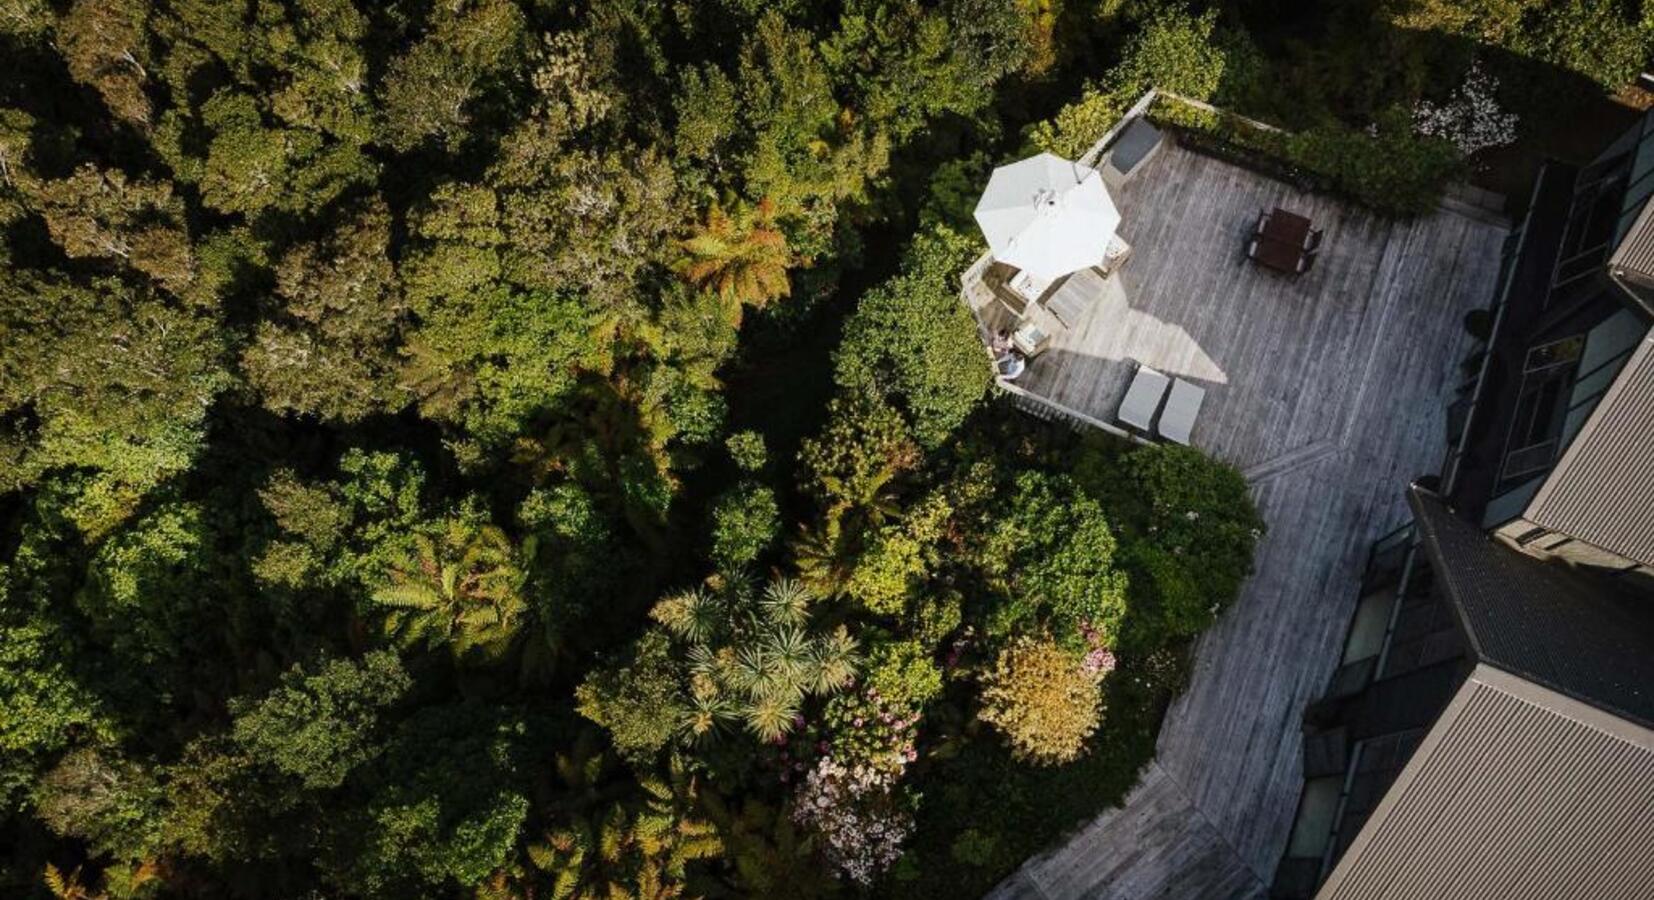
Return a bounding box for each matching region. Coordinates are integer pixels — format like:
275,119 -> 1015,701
1252,207 -> 1311,273
1265,207 -> 1312,246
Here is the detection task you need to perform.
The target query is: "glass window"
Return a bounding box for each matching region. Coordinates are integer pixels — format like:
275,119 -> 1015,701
1286,776 -> 1343,860
1342,589 -> 1396,665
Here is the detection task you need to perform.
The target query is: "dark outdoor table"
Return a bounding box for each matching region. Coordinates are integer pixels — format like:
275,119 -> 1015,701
1265,207 -> 1311,246
1251,207 -> 1312,274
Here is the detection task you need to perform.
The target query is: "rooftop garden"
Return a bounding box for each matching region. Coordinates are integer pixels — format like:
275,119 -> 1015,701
0,1 -> 1647,898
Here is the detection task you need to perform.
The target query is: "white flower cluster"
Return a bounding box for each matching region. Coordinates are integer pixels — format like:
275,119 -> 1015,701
1413,62 -> 1519,157
792,756 -> 913,886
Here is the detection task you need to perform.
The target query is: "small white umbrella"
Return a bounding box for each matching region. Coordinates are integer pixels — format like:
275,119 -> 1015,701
974,153 -> 1121,281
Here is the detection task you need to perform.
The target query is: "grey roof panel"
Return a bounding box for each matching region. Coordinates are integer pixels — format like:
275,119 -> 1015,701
1609,191 -> 1654,288
1317,666 -> 1654,900
1525,329 -> 1654,567
1409,487 -> 1654,729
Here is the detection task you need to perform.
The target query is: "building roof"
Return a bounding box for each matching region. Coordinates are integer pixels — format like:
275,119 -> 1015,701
1317,664 -> 1654,900
1524,329 -> 1654,568
1410,487 -> 1654,729
1609,189 -> 1654,279
1608,110 -> 1654,319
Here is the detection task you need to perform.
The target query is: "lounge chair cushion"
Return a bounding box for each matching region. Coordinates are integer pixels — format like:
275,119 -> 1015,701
1118,365 -> 1171,432
1157,378 -> 1205,445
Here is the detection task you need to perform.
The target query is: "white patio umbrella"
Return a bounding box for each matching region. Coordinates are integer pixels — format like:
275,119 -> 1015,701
973,153 -> 1121,282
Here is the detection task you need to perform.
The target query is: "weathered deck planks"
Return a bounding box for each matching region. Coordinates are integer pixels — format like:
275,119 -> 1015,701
978,141 -> 1508,898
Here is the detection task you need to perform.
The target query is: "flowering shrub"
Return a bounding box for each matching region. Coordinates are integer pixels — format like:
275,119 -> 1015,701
791,756 -> 913,886
770,684 -> 922,885
1078,620 -> 1118,678
1413,62 -> 1519,158
820,689 -> 920,775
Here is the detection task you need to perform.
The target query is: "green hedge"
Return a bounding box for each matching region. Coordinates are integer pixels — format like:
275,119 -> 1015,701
1147,96 -> 1463,218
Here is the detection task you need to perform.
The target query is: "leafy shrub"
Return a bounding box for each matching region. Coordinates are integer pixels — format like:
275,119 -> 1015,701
1082,443 -> 1263,644
1149,95 -> 1462,217
1109,9 -> 1228,102
978,638 -> 1101,765
911,590 -> 964,648
725,429 -> 768,472
970,471 -> 1127,648
865,635 -> 944,708
799,394 -> 919,513
845,492 -> 952,616
576,631 -> 684,765
1029,6 -> 1466,217
950,827 -> 1001,868
1387,0 -> 1653,92
0,616 -> 113,806
708,481 -> 780,570
328,705 -> 534,895
1029,10 -> 1227,158
818,688 -> 921,775
920,152 -> 993,229
32,747 -> 162,860
230,650 -> 410,790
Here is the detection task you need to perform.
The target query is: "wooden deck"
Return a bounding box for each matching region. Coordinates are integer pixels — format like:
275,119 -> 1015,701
979,139 -> 1508,898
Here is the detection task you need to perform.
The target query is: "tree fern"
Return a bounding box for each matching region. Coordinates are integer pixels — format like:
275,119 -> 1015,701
673,198 -> 791,326
369,518 -> 530,661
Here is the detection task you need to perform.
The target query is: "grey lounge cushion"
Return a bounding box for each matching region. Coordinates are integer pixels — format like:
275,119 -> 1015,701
1118,365 -> 1171,432
1109,118 -> 1164,176
1157,378 -> 1205,445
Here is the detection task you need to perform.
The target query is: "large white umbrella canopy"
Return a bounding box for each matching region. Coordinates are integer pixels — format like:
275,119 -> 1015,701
974,152 -> 1121,281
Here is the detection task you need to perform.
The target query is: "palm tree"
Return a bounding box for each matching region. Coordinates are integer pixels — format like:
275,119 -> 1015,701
674,198 -> 790,325
371,520 -> 529,660
652,577 -> 857,743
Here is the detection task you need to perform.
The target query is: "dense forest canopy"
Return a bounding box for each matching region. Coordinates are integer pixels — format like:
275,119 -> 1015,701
1,0 -> 1648,897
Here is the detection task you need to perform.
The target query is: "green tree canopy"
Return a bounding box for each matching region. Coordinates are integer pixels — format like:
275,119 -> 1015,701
834,225 -> 989,448
230,650 -> 411,790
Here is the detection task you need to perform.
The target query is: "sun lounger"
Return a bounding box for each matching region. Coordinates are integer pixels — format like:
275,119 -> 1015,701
1117,364 -> 1171,433
1157,378 -> 1205,445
